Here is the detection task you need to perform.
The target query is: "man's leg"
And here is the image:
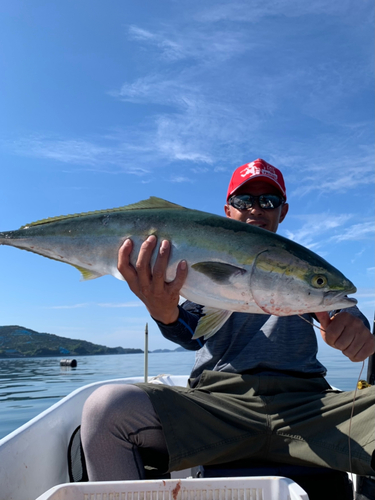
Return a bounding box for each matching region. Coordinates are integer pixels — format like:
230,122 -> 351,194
80,384 -> 168,480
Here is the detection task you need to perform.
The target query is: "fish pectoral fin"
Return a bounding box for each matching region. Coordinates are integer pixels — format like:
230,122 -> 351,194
72,264 -> 104,281
178,296 -> 187,306
191,262 -> 246,285
192,307 -> 232,340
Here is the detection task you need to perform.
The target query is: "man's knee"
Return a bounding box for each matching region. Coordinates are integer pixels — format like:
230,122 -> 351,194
82,384 -> 159,431
82,384 -> 146,429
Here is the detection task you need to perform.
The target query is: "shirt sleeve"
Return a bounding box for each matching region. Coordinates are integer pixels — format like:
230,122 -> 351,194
153,301 -> 206,351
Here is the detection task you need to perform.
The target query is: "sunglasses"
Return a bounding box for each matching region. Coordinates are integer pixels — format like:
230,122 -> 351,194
228,193 -> 285,210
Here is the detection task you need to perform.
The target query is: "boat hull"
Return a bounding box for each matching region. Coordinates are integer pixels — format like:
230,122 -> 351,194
0,375 -> 188,500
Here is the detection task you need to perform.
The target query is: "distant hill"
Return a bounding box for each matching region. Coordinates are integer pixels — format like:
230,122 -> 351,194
153,347 -> 186,353
0,325 -> 143,358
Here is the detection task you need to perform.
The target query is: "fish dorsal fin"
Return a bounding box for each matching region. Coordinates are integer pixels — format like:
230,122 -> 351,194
123,197 -> 185,211
21,197 -> 186,229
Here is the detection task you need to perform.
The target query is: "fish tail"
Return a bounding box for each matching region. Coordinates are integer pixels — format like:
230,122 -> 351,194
0,231 -> 15,243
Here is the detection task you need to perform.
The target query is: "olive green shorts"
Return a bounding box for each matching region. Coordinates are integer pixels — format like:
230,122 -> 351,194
136,370 -> 375,476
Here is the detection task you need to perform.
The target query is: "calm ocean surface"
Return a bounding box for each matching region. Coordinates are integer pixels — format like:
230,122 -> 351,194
0,350 -> 368,440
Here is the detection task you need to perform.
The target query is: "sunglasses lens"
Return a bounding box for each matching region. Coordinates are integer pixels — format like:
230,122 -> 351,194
230,195 -> 250,210
230,194 -> 283,210
259,195 -> 283,209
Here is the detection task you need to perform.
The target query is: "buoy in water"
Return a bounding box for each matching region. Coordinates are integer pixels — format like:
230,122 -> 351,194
60,359 -> 77,367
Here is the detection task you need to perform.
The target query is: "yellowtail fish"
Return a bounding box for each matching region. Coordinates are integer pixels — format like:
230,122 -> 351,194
0,197 -> 357,339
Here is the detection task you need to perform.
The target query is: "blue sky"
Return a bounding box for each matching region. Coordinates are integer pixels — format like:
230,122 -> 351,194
0,0 -> 373,354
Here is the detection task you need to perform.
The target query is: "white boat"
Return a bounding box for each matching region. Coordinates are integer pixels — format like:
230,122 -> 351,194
0,373 -> 369,500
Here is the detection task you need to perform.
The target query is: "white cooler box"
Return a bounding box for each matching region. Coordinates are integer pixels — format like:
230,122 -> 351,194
35,476 -> 309,500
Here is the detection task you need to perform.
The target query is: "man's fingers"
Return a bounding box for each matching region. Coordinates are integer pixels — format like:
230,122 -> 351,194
118,239 -> 134,277
118,236 -> 188,320
135,235 -> 158,294
315,311 -> 333,346
350,337 -> 375,362
137,235 -> 157,270
316,311 -> 375,362
315,311 -> 330,331
173,259 -> 188,288
151,240 -> 188,296
152,240 -> 172,292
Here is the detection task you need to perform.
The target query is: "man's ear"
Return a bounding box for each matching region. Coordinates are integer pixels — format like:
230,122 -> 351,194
279,203 -> 289,223
224,204 -> 231,218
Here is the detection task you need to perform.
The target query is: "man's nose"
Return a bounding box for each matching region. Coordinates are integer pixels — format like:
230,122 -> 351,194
247,200 -> 264,212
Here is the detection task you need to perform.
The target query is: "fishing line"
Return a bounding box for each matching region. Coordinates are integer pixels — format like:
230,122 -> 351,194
298,314 -> 366,491
297,314 -> 326,333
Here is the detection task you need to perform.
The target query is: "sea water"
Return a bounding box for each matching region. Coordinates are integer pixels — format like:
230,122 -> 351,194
0,349 -> 369,440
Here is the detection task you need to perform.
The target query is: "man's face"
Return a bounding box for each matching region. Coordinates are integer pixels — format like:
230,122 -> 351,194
224,180 -> 289,233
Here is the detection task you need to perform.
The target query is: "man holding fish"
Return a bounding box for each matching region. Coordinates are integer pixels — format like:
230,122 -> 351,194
81,159 -> 375,488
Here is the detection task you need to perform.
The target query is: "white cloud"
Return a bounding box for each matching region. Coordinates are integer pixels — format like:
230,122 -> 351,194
284,213 -> 353,248
355,288 -> 375,298
12,137 -> 110,166
170,175 -> 194,183
284,213 -> 374,268
127,22 -> 249,64
46,301 -> 143,309
97,301 -> 144,308
8,135 -> 151,175
288,146 -> 374,197
114,10 -> 374,177
128,25 -> 186,62
128,25 -> 155,41
196,0 -> 370,23
47,303 -> 90,310
331,221 -> 375,242
4,1 -> 374,189
112,75 -> 193,105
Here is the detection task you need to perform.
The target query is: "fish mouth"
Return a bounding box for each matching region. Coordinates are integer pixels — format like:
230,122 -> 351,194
324,290 -> 357,308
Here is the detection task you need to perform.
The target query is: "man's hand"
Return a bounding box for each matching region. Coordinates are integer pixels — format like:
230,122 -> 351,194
117,235 -> 188,325
315,311 -> 375,362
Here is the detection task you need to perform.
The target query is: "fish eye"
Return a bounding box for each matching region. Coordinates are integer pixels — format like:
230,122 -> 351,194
311,275 -> 328,288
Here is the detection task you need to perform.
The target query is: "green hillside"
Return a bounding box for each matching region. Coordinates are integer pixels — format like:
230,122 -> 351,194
0,325 -> 143,358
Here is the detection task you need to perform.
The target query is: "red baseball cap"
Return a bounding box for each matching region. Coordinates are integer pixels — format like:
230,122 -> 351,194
226,159 -> 287,201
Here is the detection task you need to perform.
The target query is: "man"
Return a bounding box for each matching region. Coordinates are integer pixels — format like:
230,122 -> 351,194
81,159 -> 375,484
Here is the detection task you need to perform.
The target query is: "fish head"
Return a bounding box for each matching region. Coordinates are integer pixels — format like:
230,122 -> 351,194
250,246 -> 357,316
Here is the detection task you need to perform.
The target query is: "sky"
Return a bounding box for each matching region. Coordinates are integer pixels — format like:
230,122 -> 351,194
0,0 -> 374,355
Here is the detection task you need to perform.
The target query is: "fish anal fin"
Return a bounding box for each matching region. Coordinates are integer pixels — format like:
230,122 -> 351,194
192,307 -> 232,340
191,262 -> 246,285
72,264 -> 104,281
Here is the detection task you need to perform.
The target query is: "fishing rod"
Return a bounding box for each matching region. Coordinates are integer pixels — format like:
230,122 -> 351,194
355,315 -> 375,500
144,323 -> 149,383
366,314 -> 375,385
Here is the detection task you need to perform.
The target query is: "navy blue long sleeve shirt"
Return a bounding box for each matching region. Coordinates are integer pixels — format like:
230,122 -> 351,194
155,301 -> 369,381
